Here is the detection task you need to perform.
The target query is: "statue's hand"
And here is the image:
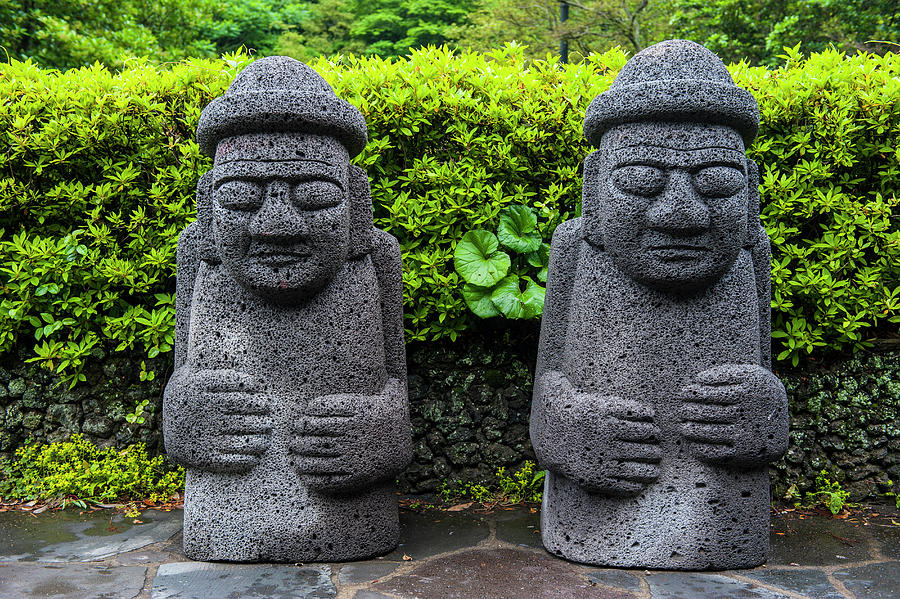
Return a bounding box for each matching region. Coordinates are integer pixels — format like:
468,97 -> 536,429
163,368 -> 271,473
533,375 -> 662,496
289,379 -> 410,494
679,364 -> 788,467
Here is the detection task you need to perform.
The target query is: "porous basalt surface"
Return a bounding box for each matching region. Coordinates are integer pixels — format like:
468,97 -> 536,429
162,55 -> 411,562
531,39 -> 787,569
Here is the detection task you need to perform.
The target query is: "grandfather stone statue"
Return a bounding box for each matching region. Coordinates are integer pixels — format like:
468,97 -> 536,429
163,56 -> 412,562
531,40 -> 788,570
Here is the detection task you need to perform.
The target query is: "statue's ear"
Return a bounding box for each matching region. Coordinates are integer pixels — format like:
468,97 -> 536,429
347,164 -> 375,258
581,150 -> 605,249
745,158 -> 763,249
196,171 -> 221,264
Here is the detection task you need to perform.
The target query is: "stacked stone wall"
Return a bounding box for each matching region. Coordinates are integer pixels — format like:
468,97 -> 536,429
1,335 -> 897,500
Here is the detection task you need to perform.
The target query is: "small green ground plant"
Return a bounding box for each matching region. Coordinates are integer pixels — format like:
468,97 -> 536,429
438,461 -> 545,505
884,479 -> 900,509
799,470 -> 855,515
0,434 -> 184,507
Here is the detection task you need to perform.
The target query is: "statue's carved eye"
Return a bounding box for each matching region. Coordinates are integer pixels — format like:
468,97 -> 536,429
692,166 -> 744,197
612,165 -> 666,197
293,180 -> 343,210
216,180 -> 263,211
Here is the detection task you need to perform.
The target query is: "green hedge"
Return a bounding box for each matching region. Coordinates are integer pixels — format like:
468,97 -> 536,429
1,45 -> 899,384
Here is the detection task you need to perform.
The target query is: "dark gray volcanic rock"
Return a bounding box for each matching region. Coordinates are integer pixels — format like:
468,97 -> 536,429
163,56 -> 411,562
530,40 -> 788,570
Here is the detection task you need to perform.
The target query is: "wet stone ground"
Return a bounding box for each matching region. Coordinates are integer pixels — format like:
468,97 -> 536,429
0,504 -> 898,598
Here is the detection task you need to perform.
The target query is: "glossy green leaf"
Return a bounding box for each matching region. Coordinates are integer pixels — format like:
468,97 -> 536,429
498,205 -> 542,254
490,275 -> 526,319
489,276 -> 546,320
462,283 -> 500,318
526,243 -> 550,282
453,230 -> 510,287
522,279 -> 546,319
526,243 -> 550,268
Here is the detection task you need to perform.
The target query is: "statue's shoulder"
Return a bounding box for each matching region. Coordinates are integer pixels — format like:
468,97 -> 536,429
550,217 -> 583,247
177,219 -> 203,253
549,217 -> 588,267
371,227 -> 400,255
369,228 -> 402,270
176,220 -> 206,286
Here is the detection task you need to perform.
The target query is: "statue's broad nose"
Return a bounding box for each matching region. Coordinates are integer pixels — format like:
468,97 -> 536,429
646,171 -> 710,236
249,181 -> 307,242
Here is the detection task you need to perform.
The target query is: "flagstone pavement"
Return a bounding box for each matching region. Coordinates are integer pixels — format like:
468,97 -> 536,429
1,503 -> 898,598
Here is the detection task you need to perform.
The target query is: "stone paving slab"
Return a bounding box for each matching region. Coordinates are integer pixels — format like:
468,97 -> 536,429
742,568 -> 846,599
151,562 -> 335,599
583,568 -> 644,593
352,592 -> 394,599
0,562 -> 146,599
337,561 -> 400,585
493,507 -> 542,548
0,509 -> 182,563
0,504 -> 897,598
768,511 -> 876,567
870,520 -> 900,560
381,510 -> 491,561
643,572 -> 792,598
834,561 -> 900,599
373,547 -> 636,599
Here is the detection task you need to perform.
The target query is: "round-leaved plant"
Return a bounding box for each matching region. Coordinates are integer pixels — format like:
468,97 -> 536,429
498,205 -> 542,253
453,230 -> 511,287
491,275 -> 546,320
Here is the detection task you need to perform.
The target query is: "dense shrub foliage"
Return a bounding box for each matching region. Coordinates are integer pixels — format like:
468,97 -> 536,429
0,46 -> 898,384
0,434 -> 184,504
0,55 -> 244,386
745,46 -> 900,364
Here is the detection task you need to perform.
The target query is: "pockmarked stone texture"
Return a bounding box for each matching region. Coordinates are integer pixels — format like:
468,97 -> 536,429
162,56 -> 412,562
531,40 -> 789,570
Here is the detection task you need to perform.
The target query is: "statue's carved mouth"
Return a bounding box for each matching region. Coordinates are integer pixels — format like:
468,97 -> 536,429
649,244 -> 708,251
249,247 -> 311,266
648,245 -> 710,260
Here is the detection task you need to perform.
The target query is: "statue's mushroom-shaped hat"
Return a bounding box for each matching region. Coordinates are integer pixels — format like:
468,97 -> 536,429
196,56 -> 367,158
584,40 -> 759,147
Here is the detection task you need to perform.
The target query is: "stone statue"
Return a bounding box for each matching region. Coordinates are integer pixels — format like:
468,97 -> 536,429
163,56 -> 412,562
530,40 -> 788,570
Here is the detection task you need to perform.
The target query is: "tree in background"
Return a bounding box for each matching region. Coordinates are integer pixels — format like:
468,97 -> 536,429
201,0 -> 308,56
0,0 -> 306,70
277,0 -> 476,61
275,0 -> 365,59
2,0 -> 897,70
452,0 -> 671,59
0,0 -> 210,69
670,0 -> 900,66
